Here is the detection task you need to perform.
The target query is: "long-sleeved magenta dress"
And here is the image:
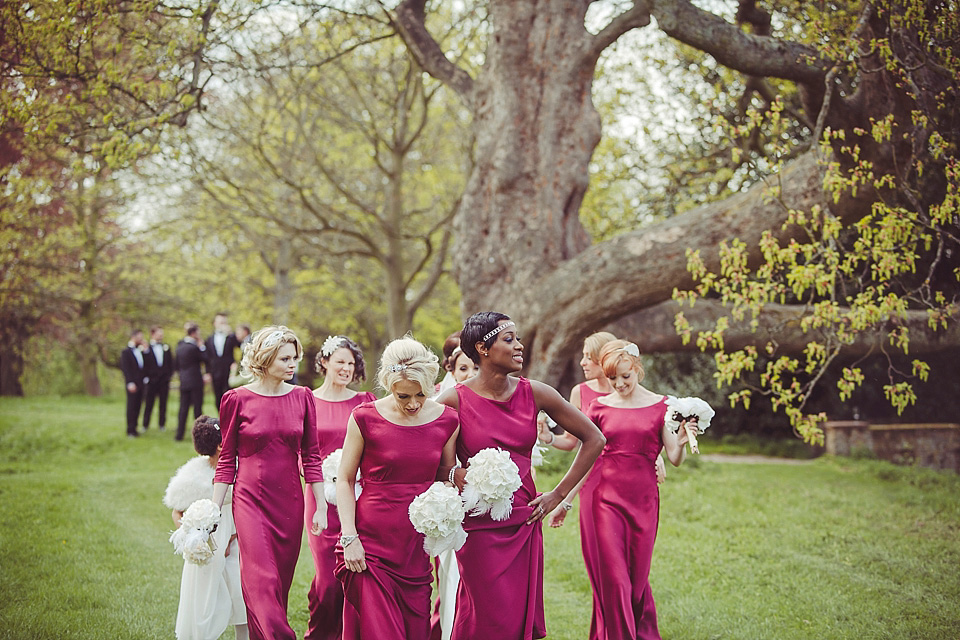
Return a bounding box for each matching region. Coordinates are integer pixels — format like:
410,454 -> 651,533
215,385 -> 323,640
304,391 -> 376,640
581,397 -> 667,640
335,402 -> 459,640
452,377 -> 546,640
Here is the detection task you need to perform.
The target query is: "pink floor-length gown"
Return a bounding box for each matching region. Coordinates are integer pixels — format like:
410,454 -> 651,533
305,391 -> 376,640
215,386 -> 323,640
580,398 -> 667,640
335,402 -> 459,640
452,377 -> 546,640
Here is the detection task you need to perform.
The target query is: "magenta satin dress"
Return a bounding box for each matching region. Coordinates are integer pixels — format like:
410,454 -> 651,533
335,402 -> 459,640
452,377 -> 546,640
215,386 -> 323,640
581,398 -> 667,640
305,391 -> 376,640
576,381 -> 607,411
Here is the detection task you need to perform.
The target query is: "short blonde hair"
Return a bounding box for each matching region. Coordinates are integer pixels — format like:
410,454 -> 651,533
599,339 -> 644,383
240,325 -> 303,380
376,335 -> 439,395
583,331 -> 618,363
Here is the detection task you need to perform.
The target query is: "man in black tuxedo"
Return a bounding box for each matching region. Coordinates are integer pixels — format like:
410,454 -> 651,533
175,322 -> 210,441
205,312 -> 239,413
120,328 -> 147,438
143,325 -> 173,431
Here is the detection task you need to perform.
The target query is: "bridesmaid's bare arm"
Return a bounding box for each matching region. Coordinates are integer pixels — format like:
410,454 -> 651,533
336,415 -> 367,571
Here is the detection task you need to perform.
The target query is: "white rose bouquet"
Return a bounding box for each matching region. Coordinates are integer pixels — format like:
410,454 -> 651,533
664,396 -> 715,454
322,449 -> 362,505
408,482 -> 468,556
169,498 -> 221,565
462,447 -> 522,521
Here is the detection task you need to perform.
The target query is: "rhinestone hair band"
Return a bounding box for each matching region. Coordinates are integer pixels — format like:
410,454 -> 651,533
388,363 -> 409,373
482,321 -> 515,342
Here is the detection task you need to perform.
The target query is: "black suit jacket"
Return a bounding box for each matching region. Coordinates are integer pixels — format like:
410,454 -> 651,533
205,333 -> 239,381
120,346 -> 146,387
145,342 -> 174,386
176,340 -> 207,391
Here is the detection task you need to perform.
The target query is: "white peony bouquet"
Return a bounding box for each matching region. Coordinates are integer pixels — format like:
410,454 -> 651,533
321,449 -> 362,505
169,498 -> 221,565
664,396 -> 715,454
408,482 -> 468,557
462,447 -> 522,521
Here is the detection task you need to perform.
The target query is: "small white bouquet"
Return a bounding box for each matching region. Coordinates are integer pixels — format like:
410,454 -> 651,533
531,442 -> 548,468
408,482 -> 468,556
664,396 -> 715,454
322,449 -> 362,505
169,498 -> 221,565
462,447 -> 522,521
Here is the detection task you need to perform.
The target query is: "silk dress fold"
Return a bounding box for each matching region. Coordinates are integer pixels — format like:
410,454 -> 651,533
580,398 -> 666,640
215,386 -> 323,640
452,377 -> 546,640
335,402 -> 459,640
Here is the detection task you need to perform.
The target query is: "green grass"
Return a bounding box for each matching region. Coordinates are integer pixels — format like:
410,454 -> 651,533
1,396 -> 959,639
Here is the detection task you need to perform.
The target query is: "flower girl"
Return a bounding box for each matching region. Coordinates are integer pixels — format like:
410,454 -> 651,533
163,416 -> 248,640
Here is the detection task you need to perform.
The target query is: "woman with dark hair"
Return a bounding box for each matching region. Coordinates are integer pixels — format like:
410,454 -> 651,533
304,335 -> 376,640
164,415 -> 247,640
212,326 -> 324,640
436,311 -> 606,640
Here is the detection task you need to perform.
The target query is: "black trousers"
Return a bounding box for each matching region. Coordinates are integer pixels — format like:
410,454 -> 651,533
177,387 -> 204,441
143,381 -> 169,428
212,375 -> 230,414
125,386 -> 144,435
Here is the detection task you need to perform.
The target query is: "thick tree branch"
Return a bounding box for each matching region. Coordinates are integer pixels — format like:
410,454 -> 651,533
588,1 -> 652,63
386,0 -> 475,109
651,0 -> 827,83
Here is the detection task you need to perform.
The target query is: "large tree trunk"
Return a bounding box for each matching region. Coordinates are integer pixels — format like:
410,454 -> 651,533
452,0 -> 597,314
0,343 -> 24,396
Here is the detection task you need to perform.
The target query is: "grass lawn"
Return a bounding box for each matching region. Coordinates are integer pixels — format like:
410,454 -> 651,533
1,395 -> 958,639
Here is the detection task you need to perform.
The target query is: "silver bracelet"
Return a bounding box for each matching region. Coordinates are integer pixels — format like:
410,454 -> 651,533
447,463 -> 461,485
542,431 -> 555,445
560,501 -> 573,512
339,534 -> 359,548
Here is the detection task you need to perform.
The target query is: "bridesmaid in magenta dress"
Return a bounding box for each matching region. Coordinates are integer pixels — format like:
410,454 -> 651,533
580,340 -> 693,640
305,335 -> 376,640
335,336 -> 460,640
213,326 -> 325,640
436,312 -> 606,640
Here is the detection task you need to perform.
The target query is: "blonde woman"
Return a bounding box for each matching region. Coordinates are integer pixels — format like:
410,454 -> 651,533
212,326 -> 324,640
336,336 -> 460,639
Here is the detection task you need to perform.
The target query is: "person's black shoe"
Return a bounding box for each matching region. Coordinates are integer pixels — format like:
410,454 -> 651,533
127,432 -> 139,438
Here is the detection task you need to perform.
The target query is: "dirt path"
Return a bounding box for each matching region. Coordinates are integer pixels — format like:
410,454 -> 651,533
699,453 -> 816,465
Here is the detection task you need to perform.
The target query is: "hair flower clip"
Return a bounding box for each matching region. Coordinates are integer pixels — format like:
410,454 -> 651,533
262,330 -> 285,347
321,335 -> 344,357
623,342 -> 640,358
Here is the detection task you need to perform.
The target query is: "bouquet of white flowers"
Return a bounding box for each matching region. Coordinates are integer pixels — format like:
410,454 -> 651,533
321,449 -> 362,505
664,396 -> 715,454
169,498 -> 221,565
462,447 -> 522,521
408,482 -> 468,556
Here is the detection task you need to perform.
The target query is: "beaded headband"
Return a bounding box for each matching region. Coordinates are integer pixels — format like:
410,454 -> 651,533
482,321 -> 515,342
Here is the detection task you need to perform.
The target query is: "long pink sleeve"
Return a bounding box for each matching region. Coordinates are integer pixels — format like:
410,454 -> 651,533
300,387 -> 323,484
214,389 -> 240,484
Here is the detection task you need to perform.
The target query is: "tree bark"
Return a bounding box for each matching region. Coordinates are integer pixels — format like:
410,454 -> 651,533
0,344 -> 24,396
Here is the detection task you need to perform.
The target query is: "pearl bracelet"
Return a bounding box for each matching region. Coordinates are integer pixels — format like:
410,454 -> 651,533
448,463 -> 461,485
560,501 -> 573,512
339,534 -> 359,548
